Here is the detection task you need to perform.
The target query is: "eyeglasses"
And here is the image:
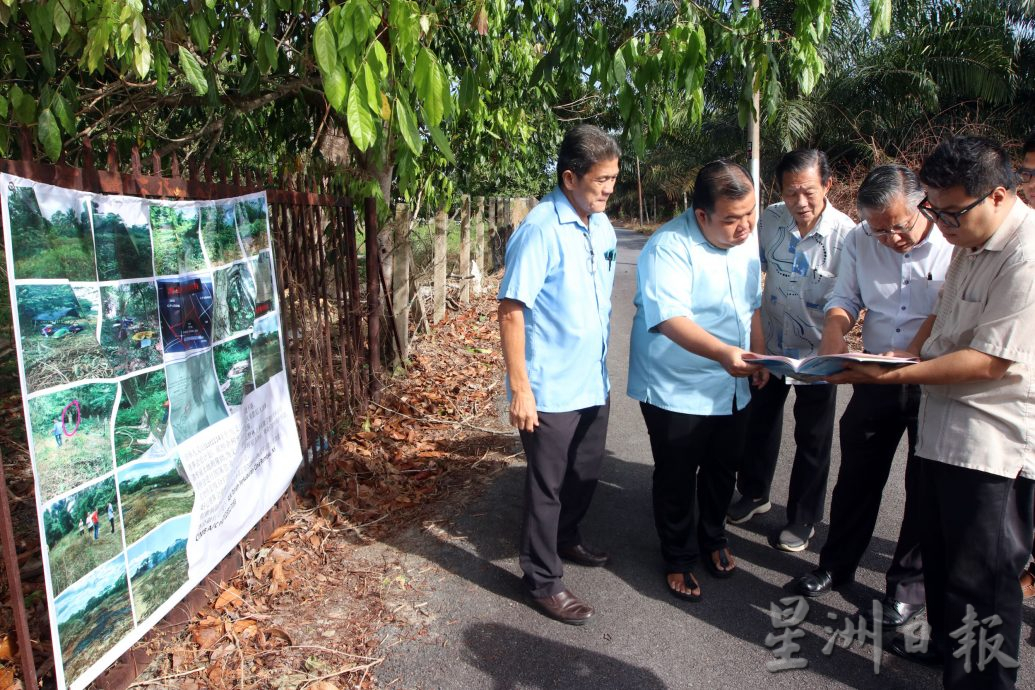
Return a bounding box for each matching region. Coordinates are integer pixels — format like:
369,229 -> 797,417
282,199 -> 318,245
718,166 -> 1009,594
917,189 -> 993,229
1017,167 -> 1035,183
864,211 -> 922,238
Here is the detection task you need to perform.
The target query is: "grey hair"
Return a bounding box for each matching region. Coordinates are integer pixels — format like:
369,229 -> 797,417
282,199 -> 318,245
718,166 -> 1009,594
856,164 -> 925,215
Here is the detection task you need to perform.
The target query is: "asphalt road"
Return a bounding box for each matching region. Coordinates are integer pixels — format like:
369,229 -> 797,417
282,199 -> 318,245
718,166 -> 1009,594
369,227 -> 1035,689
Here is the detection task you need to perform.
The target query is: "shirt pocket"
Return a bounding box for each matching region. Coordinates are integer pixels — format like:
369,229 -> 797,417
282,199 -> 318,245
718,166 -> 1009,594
803,268 -> 837,311
948,297 -> 986,346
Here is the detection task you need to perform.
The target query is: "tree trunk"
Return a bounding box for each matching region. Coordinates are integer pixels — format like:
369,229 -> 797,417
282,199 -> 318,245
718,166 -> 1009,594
473,196 -> 484,296
433,209 -> 448,323
391,202 -> 410,363
459,194 -> 471,304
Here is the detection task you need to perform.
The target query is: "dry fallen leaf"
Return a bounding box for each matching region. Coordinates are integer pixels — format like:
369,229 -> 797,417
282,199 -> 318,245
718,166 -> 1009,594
0,636 -> 14,662
214,586 -> 244,610
191,625 -> 222,650
267,523 -> 299,541
309,682 -> 341,690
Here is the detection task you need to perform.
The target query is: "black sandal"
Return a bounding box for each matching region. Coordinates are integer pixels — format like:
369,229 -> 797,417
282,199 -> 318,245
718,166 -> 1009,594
666,571 -> 702,602
704,547 -> 736,579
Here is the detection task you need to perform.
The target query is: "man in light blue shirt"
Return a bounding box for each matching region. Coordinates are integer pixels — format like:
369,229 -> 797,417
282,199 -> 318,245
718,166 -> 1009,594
498,125 -> 620,625
792,165 -> 951,630
628,161 -> 767,601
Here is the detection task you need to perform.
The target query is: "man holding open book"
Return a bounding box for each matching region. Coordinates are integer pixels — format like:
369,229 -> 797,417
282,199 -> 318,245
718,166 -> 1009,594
791,165 -> 952,631
828,138 -> 1035,688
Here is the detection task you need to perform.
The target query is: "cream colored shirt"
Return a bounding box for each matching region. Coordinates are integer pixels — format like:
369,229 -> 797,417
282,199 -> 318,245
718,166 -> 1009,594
916,198 -> 1035,478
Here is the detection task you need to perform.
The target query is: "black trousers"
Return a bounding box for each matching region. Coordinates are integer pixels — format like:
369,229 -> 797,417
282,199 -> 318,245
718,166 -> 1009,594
518,401 -> 609,598
735,378 -> 837,525
819,384 -> 924,604
918,458 -> 1033,689
640,402 -> 749,573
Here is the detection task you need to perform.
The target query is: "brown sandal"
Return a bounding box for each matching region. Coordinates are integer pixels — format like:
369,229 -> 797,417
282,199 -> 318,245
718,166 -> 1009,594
1021,562 -> 1035,599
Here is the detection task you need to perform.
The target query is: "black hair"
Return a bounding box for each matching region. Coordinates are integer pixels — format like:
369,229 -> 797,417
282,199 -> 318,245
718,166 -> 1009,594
775,149 -> 831,190
557,125 -> 621,187
856,164 -> 925,214
1024,130 -> 1035,156
918,136 -> 1015,195
692,160 -> 754,215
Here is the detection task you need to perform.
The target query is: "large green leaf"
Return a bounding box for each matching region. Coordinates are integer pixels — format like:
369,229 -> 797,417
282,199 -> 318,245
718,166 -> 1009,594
415,48 -> 447,126
428,124 -> 455,164
37,108 -> 62,161
51,93 -> 74,133
178,47 -> 208,95
52,0 -> 70,38
324,64 -> 347,111
313,18 -> 337,74
347,82 -> 377,150
394,98 -> 422,156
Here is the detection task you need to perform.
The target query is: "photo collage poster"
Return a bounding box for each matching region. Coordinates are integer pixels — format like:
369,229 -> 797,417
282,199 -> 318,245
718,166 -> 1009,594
0,174 -> 302,690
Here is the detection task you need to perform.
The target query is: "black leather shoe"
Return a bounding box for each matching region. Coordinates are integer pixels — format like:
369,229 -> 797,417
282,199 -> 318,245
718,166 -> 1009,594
794,568 -> 846,598
888,634 -> 943,667
861,596 -> 926,627
558,543 -> 610,567
529,589 -> 594,625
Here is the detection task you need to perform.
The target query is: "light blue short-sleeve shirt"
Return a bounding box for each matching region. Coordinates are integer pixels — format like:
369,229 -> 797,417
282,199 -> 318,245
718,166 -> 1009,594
627,209 -> 762,415
498,187 -> 617,413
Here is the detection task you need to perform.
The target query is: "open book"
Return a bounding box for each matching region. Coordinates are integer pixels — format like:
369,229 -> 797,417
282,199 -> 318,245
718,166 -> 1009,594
742,352 -> 918,380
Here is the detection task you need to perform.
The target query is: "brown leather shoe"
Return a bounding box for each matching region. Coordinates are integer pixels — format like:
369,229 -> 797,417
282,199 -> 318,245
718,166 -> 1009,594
530,589 -> 594,625
1021,562 -> 1035,599
558,543 -> 610,567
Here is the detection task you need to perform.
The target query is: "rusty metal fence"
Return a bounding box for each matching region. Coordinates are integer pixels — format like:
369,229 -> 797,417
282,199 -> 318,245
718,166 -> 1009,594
0,130 -> 385,687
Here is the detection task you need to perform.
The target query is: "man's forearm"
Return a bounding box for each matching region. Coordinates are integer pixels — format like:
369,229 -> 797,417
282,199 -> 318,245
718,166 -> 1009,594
751,309 -> 765,354
907,314 -> 936,356
658,316 -> 735,363
879,347 -> 1011,385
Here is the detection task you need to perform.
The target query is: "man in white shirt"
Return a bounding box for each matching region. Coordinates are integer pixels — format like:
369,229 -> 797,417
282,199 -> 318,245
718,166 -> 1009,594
793,166 -> 952,631
728,149 -> 856,552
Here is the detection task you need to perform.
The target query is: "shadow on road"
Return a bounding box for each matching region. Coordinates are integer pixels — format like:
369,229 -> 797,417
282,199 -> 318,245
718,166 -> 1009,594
382,445 -> 941,688
462,622 -> 667,689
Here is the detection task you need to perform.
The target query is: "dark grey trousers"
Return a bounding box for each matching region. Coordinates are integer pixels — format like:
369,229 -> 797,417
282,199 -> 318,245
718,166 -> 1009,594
518,401 -> 609,598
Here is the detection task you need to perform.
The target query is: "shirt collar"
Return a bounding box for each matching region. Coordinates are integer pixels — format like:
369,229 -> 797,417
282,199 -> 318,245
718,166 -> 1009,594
550,186 -> 590,231
979,197 -> 1029,253
685,208 -> 711,247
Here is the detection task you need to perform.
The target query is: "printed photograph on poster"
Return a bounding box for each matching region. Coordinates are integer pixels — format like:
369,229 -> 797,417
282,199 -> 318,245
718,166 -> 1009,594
126,514 -> 190,624
100,282 -> 163,375
235,196 -> 270,255
91,197 -> 154,281
54,552 -> 134,687
157,275 -> 214,354
250,314 -> 284,388
149,204 -> 206,276
114,369 -> 170,466
213,335 -> 253,408
165,351 -> 229,442
27,382 -> 118,501
15,283 -> 112,393
199,203 -> 244,267
251,249 -> 276,318
4,178 -> 96,281
42,476 -> 124,595
212,262 -> 256,342
116,454 -> 194,545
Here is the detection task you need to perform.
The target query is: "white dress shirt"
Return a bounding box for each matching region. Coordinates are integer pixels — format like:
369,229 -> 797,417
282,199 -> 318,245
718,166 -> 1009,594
825,222 -> 953,353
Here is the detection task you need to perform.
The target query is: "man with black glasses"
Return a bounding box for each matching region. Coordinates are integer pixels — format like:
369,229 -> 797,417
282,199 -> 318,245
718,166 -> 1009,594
793,166 -> 951,632
828,137 -> 1035,689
